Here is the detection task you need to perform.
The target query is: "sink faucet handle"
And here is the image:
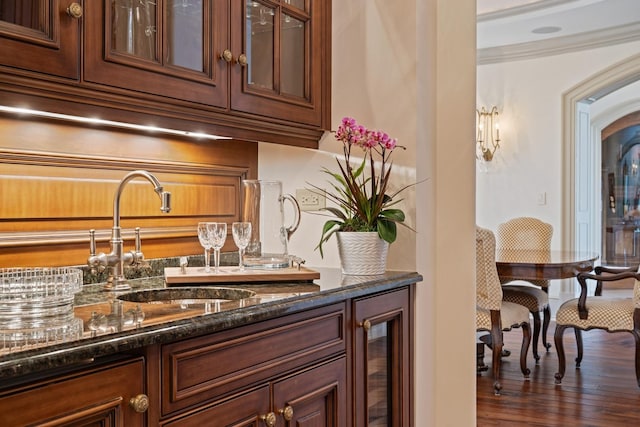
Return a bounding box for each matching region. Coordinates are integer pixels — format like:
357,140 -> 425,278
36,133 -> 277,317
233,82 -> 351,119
89,229 -> 97,256
134,227 -> 142,253
131,227 -> 145,265
88,229 -> 107,274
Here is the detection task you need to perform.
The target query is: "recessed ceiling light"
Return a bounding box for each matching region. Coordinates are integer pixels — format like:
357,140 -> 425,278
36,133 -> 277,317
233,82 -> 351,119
531,26 -> 562,34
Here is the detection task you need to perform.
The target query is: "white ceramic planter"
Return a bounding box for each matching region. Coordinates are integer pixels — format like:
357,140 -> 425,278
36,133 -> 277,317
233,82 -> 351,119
336,231 -> 389,275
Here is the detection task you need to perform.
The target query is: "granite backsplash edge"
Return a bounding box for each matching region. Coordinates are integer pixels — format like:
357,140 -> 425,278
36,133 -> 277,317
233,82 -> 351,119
77,252 -> 238,285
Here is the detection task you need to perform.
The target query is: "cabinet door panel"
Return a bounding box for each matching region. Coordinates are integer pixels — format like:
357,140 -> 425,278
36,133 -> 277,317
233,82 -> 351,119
84,0 -> 228,107
0,0 -> 80,78
273,357 -> 346,427
230,0 -> 323,126
163,384 -> 270,427
353,288 -> 411,427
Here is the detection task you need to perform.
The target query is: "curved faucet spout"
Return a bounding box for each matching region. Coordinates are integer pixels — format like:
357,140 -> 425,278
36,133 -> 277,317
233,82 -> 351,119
88,169 -> 172,291
113,170 -> 172,227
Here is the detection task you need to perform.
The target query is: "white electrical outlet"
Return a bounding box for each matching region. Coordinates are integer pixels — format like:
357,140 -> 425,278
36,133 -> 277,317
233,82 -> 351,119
296,189 -> 326,211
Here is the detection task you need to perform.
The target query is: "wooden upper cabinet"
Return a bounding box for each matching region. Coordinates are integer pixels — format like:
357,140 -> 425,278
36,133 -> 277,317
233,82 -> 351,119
0,0 -> 80,79
230,0 -> 324,126
0,0 -> 331,147
83,0 -> 229,107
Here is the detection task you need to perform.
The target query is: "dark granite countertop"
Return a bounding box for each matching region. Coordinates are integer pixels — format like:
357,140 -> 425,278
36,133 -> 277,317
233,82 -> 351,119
0,268 -> 422,380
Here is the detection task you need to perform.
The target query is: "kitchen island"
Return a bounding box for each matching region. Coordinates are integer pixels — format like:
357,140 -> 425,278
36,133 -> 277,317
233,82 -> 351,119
0,268 -> 421,426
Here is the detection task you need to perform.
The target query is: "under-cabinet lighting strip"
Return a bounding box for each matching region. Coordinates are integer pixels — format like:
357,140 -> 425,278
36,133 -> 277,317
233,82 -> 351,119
0,105 -> 231,141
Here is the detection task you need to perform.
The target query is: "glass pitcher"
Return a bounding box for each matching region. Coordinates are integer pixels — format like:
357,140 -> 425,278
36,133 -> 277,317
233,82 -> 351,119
241,180 -> 300,268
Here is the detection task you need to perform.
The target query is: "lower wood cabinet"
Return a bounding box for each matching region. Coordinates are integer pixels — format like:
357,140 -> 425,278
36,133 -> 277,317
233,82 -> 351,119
0,356 -> 147,426
353,287 -> 412,427
156,303 -> 347,419
163,357 -> 346,427
0,283 -> 416,426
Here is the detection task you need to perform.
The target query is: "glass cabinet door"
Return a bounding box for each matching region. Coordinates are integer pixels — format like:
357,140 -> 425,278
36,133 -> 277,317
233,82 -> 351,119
0,0 -> 80,78
353,288 -> 411,427
110,0 -> 205,73
231,0 -> 324,126
84,0 -> 228,107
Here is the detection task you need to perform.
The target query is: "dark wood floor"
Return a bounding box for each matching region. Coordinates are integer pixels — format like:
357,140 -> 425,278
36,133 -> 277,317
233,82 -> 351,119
477,323 -> 640,426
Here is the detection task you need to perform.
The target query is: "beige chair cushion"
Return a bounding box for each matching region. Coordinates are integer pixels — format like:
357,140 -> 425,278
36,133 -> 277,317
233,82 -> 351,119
477,301 -> 531,331
556,297 -> 634,331
502,285 -> 549,312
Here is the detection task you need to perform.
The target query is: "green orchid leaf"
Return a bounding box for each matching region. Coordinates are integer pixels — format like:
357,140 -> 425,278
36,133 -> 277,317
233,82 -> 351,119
377,218 -> 397,243
380,208 -> 405,222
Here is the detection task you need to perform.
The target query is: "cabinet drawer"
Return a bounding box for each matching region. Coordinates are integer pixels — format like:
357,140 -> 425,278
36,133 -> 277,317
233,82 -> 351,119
161,302 -> 346,416
0,357 -> 146,426
163,384 -> 270,427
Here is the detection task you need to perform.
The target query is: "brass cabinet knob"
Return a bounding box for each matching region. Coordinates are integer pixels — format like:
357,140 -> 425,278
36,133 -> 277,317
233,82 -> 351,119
129,394 -> 149,413
260,412 -> 276,427
67,3 -> 83,19
359,319 -> 371,332
237,53 -> 248,67
279,405 -> 294,421
220,49 -> 233,63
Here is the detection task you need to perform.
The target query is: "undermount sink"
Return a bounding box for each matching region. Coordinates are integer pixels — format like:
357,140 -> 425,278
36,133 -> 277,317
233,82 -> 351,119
117,287 -> 256,304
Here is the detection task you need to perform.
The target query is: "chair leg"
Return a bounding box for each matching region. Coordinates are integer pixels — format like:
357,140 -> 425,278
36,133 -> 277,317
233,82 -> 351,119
554,324 -> 568,384
574,328 -> 583,367
633,329 -> 640,388
531,311 -> 541,363
490,312 -> 503,395
542,305 -> 552,351
520,322 -> 531,379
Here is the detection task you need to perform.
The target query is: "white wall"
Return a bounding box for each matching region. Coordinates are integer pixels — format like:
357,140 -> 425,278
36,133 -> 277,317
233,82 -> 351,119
476,40 -> 640,240
259,0 -> 418,271
259,0 -> 477,425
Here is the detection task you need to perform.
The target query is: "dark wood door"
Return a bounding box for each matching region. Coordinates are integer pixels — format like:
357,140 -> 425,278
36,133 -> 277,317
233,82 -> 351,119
0,0 -> 80,79
353,287 -> 411,427
162,384 -> 271,427
0,357 -> 146,426
272,357 -> 347,427
229,0 -> 325,127
83,0 -> 229,107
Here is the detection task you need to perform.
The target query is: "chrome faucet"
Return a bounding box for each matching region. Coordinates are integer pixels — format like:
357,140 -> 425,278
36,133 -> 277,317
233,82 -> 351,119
88,170 -> 171,291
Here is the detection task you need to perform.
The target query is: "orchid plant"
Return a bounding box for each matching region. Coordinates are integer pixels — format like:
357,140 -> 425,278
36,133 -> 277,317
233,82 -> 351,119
311,117 -> 413,257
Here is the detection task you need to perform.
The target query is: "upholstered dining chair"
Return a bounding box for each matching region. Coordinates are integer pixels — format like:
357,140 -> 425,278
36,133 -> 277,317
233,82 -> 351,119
476,226 -> 531,395
554,265 -> 640,387
497,217 -> 553,362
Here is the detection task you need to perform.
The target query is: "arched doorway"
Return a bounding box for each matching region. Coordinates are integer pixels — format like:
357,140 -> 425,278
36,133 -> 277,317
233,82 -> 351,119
563,53 -> 640,264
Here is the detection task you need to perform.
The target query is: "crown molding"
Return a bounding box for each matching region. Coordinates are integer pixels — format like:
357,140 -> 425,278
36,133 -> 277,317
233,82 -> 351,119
477,0 -> 578,22
478,21 -> 640,65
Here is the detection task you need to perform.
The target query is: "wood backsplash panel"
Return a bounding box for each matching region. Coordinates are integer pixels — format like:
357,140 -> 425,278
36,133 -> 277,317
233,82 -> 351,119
0,117 -> 258,268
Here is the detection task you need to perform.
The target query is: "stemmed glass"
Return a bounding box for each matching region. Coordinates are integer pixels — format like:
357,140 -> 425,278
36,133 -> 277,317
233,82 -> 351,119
208,222 -> 227,273
232,222 -> 252,271
197,222 -> 213,272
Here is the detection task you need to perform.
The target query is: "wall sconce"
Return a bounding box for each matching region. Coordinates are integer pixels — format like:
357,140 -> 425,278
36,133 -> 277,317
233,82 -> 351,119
476,106 -> 501,162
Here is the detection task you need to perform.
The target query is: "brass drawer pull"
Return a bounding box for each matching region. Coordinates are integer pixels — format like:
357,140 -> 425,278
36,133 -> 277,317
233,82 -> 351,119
220,49 -> 233,63
67,3 -> 83,19
359,319 -> 371,332
279,405 -> 294,421
129,394 -> 149,413
260,412 -> 276,427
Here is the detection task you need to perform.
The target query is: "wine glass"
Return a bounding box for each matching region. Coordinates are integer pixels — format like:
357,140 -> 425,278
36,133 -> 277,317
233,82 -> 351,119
208,222 -> 227,273
232,222 -> 252,271
197,222 -> 212,272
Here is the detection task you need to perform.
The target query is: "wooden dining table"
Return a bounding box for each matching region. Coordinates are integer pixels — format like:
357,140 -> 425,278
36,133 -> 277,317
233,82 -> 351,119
495,249 -> 599,282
